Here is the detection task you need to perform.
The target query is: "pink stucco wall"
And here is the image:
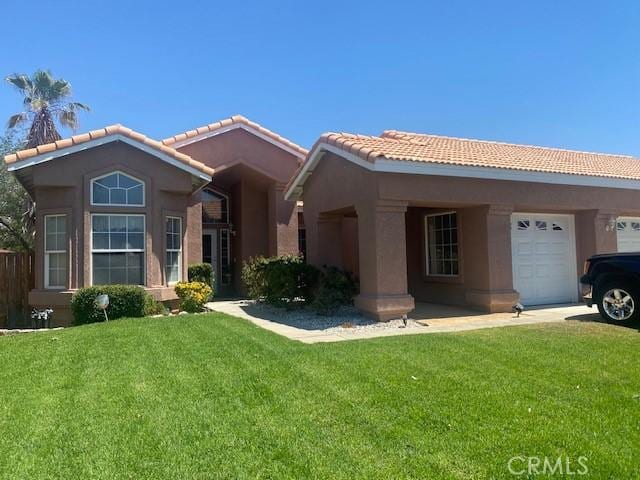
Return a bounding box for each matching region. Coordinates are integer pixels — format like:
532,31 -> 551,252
301,151 -> 635,319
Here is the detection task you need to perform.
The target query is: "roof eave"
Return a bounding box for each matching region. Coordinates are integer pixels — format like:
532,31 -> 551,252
7,134 -> 213,186
285,143 -> 640,201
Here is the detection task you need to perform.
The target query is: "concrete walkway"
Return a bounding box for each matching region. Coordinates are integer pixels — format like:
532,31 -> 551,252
206,300 -> 598,344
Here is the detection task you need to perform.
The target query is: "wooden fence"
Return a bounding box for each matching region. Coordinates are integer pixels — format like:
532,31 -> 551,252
0,252 -> 34,328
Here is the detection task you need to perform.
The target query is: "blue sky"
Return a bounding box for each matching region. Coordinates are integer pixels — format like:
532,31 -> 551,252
1,0 -> 638,155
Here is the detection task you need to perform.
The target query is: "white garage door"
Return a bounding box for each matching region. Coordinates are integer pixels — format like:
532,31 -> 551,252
616,217 -> 640,252
511,213 -> 578,305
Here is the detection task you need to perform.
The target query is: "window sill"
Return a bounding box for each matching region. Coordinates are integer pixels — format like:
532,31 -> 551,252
422,274 -> 464,285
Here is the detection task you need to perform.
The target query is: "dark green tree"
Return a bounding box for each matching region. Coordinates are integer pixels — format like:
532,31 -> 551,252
0,132 -> 32,250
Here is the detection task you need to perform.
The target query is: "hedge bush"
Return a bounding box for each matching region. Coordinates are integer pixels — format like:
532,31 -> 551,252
174,281 -> 213,313
71,285 -> 152,325
312,266 -> 359,315
188,263 -> 214,286
242,255 -> 320,308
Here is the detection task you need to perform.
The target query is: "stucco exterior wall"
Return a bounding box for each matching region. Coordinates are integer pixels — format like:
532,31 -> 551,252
29,141 -> 199,325
176,128 -> 302,292
176,128 -> 301,184
301,152 -> 640,318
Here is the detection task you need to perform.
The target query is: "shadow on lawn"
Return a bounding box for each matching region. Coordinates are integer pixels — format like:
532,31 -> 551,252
565,311 -> 640,332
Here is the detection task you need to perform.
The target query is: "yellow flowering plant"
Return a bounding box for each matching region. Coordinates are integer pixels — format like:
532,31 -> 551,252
174,281 -> 213,313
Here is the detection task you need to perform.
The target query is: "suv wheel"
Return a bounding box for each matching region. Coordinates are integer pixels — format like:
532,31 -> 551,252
596,280 -> 640,324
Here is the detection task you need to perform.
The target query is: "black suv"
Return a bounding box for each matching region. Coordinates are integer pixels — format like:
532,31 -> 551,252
580,253 -> 640,324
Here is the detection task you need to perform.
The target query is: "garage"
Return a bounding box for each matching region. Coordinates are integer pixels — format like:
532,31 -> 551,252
616,217 -> 640,252
511,213 -> 578,305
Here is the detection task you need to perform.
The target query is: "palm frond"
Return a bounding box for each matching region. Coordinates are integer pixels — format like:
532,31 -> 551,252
5,74 -> 32,93
58,109 -> 78,130
70,102 -> 90,111
7,112 -> 27,128
32,70 -> 55,99
49,79 -> 71,101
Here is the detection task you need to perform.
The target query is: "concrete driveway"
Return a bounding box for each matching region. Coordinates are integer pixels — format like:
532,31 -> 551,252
206,300 -> 599,344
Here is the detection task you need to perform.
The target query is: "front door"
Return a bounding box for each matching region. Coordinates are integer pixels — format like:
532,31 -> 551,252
202,229 -> 233,297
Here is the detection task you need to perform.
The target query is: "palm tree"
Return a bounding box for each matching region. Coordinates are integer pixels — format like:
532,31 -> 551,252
6,69 -> 90,148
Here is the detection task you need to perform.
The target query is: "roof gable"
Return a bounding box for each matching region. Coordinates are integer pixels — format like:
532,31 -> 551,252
4,125 -> 214,181
162,114 -> 308,160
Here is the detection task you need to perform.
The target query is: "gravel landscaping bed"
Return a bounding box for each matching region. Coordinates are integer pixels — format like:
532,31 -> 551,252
244,302 -> 425,332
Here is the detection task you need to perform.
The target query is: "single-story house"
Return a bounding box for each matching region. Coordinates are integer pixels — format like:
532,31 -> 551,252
5,116 -> 640,324
4,115 -> 306,324
284,130 -> 640,320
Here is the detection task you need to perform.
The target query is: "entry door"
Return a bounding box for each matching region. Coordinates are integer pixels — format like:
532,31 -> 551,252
203,229 -> 233,296
511,213 -> 578,305
203,230 -> 218,284
616,217 -> 640,252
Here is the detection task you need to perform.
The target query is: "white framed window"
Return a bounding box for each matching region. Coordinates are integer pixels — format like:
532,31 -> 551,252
91,171 -> 145,206
425,212 -> 459,276
44,214 -> 67,289
91,214 -> 145,285
165,216 -> 182,284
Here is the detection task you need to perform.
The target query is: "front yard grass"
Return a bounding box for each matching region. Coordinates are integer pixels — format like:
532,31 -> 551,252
0,314 -> 638,479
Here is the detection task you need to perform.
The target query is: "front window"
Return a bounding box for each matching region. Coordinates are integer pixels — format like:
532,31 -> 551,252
45,215 -> 67,288
91,171 -> 144,206
92,214 -> 145,285
165,217 -> 182,284
425,212 -> 459,276
202,189 -> 229,224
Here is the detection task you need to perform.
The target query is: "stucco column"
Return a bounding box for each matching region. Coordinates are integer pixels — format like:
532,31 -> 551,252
316,213 -> 343,268
268,183 -> 299,257
186,192 -> 203,267
354,200 -> 414,321
464,205 -> 519,312
575,210 -> 618,263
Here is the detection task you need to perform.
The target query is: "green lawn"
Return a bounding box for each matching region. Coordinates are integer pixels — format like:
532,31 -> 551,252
0,315 -> 638,479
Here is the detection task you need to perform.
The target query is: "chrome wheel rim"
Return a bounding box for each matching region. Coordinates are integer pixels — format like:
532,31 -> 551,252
602,288 -> 634,321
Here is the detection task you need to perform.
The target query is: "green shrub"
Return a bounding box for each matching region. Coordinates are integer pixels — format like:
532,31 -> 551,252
174,281 -> 213,313
143,295 -> 167,316
71,285 -> 151,325
242,255 -> 320,308
188,263 -> 213,285
188,263 -> 215,299
312,267 -> 359,315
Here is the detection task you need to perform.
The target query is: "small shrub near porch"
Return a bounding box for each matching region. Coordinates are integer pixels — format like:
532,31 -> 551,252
242,255 -> 319,308
311,266 -> 359,315
71,285 -> 160,325
242,255 -> 358,313
174,281 -> 213,313
188,263 -> 214,291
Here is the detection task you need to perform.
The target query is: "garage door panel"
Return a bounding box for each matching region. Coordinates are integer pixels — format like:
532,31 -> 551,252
617,217 -> 640,252
512,213 -> 578,306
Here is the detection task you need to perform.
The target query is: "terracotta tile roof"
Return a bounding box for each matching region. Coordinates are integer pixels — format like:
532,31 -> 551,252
162,114 -> 308,157
312,130 -> 640,180
3,124 -> 215,178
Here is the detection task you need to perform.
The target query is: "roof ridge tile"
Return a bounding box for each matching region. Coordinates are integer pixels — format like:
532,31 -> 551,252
162,114 -> 308,156
383,129 -> 637,159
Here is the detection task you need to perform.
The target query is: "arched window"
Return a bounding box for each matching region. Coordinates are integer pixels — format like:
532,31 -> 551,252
91,171 -> 144,206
